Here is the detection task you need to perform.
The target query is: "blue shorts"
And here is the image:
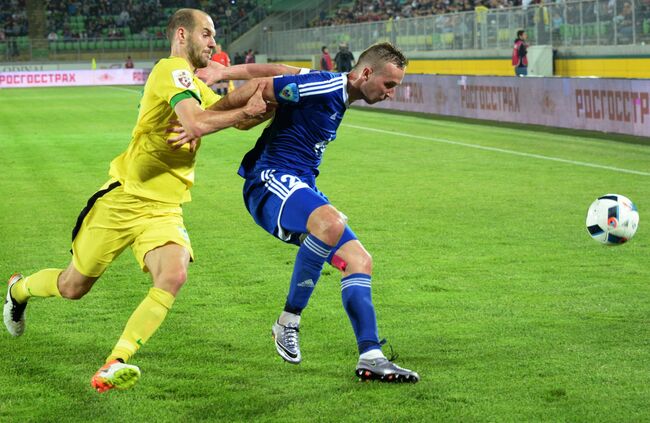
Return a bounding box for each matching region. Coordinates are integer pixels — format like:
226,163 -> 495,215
243,169 -> 330,246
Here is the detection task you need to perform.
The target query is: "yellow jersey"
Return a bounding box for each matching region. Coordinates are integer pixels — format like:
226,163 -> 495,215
109,56 -> 220,204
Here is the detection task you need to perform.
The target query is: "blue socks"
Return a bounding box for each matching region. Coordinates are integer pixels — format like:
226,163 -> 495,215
284,236 -> 381,356
284,234 -> 332,314
341,273 -> 381,354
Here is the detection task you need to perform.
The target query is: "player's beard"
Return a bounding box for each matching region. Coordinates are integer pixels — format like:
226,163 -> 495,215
187,37 -> 209,69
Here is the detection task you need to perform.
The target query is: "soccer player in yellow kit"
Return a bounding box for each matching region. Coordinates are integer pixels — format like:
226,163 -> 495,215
3,8 -> 266,393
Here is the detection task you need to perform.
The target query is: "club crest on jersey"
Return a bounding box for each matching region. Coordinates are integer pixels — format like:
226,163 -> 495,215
172,70 -> 196,90
279,83 -> 299,102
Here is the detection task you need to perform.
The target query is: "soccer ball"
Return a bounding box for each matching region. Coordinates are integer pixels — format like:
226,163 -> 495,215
586,194 -> 639,245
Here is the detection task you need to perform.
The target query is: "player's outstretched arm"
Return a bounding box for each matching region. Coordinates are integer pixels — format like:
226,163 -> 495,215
233,106 -> 277,131
196,62 -> 302,86
168,82 -> 267,150
209,77 -> 277,111
208,77 -> 278,130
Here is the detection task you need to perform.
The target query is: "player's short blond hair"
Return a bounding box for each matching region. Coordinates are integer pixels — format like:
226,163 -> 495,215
167,8 -> 206,43
353,43 -> 408,72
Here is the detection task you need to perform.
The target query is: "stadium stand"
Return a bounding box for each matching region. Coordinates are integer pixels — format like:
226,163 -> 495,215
308,0 -> 519,28
0,0 -> 269,57
1,0 -> 649,65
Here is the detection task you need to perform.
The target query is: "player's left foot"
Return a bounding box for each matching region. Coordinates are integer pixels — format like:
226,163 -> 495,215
272,320 -> 301,364
3,273 -> 27,337
356,357 -> 420,383
91,360 -> 141,393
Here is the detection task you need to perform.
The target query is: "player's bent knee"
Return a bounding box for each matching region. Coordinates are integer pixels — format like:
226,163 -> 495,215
309,206 -> 346,246
58,271 -> 92,299
322,218 -> 345,245
58,279 -> 92,300
57,265 -> 98,299
58,287 -> 85,300
166,269 -> 187,288
155,268 -> 187,294
346,251 -> 373,274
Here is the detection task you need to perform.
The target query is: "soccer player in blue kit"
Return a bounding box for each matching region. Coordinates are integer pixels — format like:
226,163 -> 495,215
177,43 -> 419,382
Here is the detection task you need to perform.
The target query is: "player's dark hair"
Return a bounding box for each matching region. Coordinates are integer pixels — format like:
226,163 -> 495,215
517,29 -> 526,39
353,42 -> 408,72
167,8 -> 199,43
322,46 -> 327,53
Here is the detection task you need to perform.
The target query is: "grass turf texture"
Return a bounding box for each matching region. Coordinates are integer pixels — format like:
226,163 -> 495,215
1,86 -> 649,422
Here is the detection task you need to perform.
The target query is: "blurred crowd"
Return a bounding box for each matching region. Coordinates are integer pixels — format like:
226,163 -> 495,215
0,0 -> 262,40
0,0 -> 28,39
1,0 -> 647,46
309,0 -> 519,27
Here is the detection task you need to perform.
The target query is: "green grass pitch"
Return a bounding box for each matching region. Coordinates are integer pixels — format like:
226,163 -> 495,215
1,86 -> 649,422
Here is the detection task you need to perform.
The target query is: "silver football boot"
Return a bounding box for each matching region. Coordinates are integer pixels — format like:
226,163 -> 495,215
272,321 -> 301,364
356,357 -> 420,383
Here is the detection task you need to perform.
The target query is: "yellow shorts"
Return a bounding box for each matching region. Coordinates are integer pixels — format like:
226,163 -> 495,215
71,180 -> 194,277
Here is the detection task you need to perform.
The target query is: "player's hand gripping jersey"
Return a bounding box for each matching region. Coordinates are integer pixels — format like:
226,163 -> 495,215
110,57 -> 220,204
238,71 -> 349,183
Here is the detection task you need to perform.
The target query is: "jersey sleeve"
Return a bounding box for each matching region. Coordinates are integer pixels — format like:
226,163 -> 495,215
152,59 -> 201,109
273,72 -> 345,106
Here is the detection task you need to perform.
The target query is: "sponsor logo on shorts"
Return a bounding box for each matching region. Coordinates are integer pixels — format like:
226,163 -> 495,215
178,226 -> 190,242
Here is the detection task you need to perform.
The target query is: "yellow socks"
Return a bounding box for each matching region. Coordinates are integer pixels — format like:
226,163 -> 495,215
12,273 -> 176,364
11,269 -> 63,303
107,287 -> 175,363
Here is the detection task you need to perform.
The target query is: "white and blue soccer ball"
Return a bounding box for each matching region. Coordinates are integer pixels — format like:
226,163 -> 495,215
586,194 -> 639,245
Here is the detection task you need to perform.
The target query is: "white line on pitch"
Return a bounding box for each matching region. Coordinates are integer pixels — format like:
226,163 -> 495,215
342,124 -> 650,177
106,85 -> 142,94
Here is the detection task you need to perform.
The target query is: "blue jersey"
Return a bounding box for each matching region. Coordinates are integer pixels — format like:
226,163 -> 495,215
238,72 -> 349,181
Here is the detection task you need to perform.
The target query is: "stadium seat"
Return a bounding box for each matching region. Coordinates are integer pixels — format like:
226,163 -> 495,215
396,35 -> 432,50
441,33 -> 455,47
560,24 -> 571,40
497,29 -> 511,42
599,22 -> 611,37
431,33 -> 441,47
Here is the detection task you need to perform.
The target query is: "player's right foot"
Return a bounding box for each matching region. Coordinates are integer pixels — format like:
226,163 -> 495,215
91,360 -> 141,393
272,320 -> 301,364
356,357 -> 420,383
3,273 -> 27,337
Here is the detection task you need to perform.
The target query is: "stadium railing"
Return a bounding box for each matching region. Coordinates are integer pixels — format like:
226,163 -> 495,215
260,0 -> 650,57
0,37 -> 171,63
0,4 -> 271,63
3,0 -> 648,63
